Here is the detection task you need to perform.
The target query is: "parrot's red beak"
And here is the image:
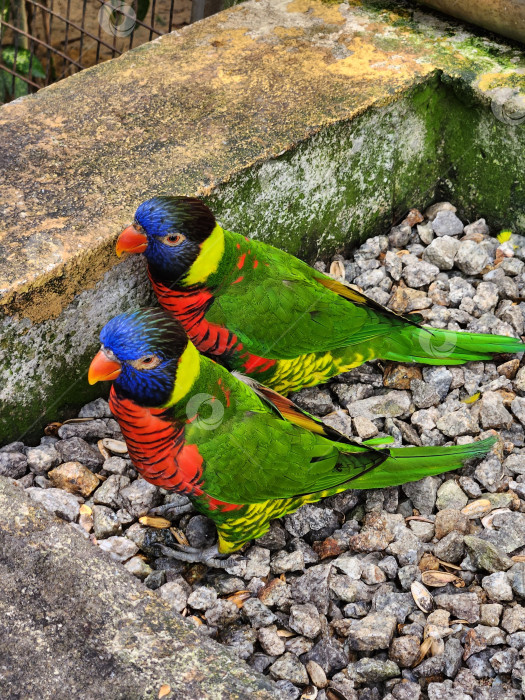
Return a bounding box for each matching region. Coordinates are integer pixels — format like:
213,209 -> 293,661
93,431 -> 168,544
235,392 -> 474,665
116,225 -> 148,257
88,349 -> 122,385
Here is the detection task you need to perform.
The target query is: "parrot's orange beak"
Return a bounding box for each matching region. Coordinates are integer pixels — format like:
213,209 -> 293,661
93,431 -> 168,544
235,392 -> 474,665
116,225 -> 148,257
88,349 -> 122,385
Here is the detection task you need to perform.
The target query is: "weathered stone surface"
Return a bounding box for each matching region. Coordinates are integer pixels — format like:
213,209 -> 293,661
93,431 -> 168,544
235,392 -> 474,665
353,416 -> 379,439
118,478 -> 161,518
481,572 -> 513,602
26,487 -> 81,522
435,509 -> 469,539
455,240 -> 490,275
384,364 -> 423,390
433,530 -> 465,564
436,481 -> 468,511
92,474 -> 130,509
25,445 -> 59,474
433,593 -> 480,623
419,0 -> 525,44
242,598 -> 276,629
348,658 -> 400,683
48,461 -> 100,497
123,556 -> 153,581
422,236 -> 460,270
290,563 -> 332,614
57,420 -> 110,441
480,392 -> 513,430
92,505 -> 122,539
372,590 -> 416,624
502,605 -> 525,633
0,451 -> 27,479
269,653 -> 308,685
507,562 -> 525,598
389,635 -> 421,667
302,636 -> 348,675
55,438 -> 104,471
0,477 -> 278,699
346,392 -> 411,420
436,406 -> 479,438
431,210 -> 464,237
464,535 -> 513,573
258,626 -> 286,657
288,603 -> 321,639
332,612 -> 397,650
98,536 -> 139,563
403,477 -> 439,515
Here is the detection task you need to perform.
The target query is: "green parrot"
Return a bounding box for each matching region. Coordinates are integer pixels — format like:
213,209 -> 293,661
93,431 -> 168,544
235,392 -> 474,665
115,196 -> 524,395
88,308 -> 496,565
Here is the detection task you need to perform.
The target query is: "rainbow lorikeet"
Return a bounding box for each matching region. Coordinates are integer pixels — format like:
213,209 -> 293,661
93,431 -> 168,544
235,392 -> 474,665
88,308 -> 496,566
115,197 -> 525,395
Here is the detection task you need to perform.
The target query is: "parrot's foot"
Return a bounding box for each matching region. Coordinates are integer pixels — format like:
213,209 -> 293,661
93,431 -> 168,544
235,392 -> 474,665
147,501 -> 193,519
157,543 -> 241,569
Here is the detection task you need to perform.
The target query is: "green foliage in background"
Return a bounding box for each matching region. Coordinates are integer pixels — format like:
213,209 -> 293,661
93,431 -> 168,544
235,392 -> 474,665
136,0 -> 150,22
0,0 -> 46,103
0,45 -> 45,102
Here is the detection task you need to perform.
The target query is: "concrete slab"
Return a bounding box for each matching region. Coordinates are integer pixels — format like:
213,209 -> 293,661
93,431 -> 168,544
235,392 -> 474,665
0,476 -> 279,700
418,0 -> 525,45
1,0 -> 525,441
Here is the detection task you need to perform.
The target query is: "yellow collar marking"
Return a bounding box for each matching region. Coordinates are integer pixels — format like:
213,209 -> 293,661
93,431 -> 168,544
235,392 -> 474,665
183,223 -> 224,286
163,342 -> 201,407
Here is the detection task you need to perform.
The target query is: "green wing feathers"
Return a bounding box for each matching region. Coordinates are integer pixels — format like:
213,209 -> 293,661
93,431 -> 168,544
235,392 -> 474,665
344,437 -> 497,490
190,368 -> 496,505
380,326 -> 525,365
314,275 -> 525,364
213,234 -> 525,367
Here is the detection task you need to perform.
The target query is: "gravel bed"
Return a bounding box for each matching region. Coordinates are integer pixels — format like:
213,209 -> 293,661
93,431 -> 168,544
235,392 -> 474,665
4,201 -> 525,700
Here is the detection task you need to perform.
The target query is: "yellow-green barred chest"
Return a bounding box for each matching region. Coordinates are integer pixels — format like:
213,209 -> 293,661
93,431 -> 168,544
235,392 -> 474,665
207,489 -> 338,554
267,346 -> 376,394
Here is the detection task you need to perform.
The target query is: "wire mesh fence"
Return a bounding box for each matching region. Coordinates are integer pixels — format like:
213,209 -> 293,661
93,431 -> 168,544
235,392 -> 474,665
0,0 -> 225,103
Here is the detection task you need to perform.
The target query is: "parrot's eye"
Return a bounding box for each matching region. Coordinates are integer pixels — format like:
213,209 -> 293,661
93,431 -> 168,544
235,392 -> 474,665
129,354 -> 162,370
161,232 -> 185,247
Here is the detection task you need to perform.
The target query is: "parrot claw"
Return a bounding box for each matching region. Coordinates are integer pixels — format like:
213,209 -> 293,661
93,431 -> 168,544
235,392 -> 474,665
147,501 -> 194,519
157,544 -> 241,569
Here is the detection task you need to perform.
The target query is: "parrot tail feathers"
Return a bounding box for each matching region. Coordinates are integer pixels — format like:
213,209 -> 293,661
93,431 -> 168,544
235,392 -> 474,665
341,436 -> 496,490
382,326 -> 525,365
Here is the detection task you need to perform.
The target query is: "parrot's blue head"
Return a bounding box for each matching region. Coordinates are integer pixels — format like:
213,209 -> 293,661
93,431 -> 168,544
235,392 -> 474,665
116,196 -> 217,284
88,308 -> 189,406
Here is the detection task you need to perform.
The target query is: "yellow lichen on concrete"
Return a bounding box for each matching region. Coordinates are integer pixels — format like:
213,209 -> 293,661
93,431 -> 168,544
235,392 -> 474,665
327,36 -> 435,86
477,71 -> 525,92
286,0 -> 346,25
273,26 -> 305,38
